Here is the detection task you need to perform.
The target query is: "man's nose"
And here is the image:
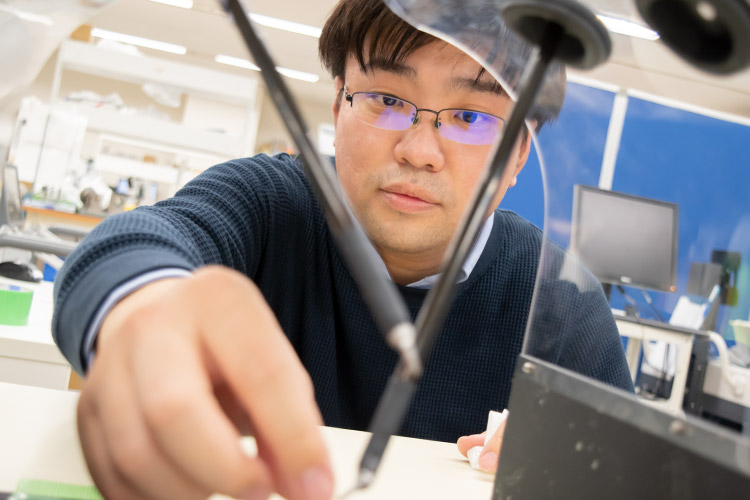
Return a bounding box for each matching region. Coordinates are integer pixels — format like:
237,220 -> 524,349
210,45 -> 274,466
394,109 -> 446,172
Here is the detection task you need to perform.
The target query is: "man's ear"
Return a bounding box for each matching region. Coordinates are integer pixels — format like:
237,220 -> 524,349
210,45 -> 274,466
332,76 -> 344,126
510,123 -> 535,187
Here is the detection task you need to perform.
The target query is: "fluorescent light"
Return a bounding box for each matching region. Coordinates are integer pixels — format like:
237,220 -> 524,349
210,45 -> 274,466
249,13 -> 322,38
214,54 -> 320,83
215,54 -> 260,71
91,28 -> 187,55
148,0 -> 194,8
0,5 -> 54,26
597,15 -> 660,41
275,67 -> 320,83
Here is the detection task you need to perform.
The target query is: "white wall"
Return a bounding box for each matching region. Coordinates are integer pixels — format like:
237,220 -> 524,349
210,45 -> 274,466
255,87 -> 335,156
18,43 -> 334,178
27,51 -> 184,122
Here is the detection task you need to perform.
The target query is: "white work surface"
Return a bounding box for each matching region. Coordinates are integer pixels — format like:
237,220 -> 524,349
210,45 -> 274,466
0,280 -> 72,390
0,381 -> 494,499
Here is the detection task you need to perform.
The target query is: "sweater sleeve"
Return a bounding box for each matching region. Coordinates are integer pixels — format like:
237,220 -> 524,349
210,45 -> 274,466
52,154 -> 309,374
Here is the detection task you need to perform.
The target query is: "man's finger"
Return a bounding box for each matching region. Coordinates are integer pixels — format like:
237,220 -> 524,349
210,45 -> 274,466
78,389 -> 151,500
195,269 -> 333,500
132,314 -> 273,499
96,349 -> 211,500
478,449 -> 499,473
456,432 -> 486,457
479,417 -> 508,473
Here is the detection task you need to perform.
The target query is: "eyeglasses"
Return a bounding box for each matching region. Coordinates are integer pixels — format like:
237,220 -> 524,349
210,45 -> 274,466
343,88 -> 505,146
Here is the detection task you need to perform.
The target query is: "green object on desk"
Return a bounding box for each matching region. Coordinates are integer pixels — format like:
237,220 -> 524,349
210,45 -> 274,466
0,286 -> 33,326
14,479 -> 103,500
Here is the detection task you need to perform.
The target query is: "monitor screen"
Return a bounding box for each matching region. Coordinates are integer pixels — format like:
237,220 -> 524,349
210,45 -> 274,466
2,164 -> 24,227
569,185 -> 678,293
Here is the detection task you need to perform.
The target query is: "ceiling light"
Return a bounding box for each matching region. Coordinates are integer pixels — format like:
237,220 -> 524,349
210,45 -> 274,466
148,0 -> 194,8
597,14 -> 660,41
215,54 -> 260,71
275,67 -> 320,83
91,28 -> 187,55
214,54 -> 320,83
0,5 -> 54,26
249,13 -> 322,38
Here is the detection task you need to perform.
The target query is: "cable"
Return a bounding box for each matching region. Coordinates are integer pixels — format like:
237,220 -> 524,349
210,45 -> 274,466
617,285 -> 669,398
640,289 -> 666,323
638,289 -> 670,397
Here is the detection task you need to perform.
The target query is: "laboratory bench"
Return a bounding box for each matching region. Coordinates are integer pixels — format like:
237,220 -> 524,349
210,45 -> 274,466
0,381 -> 492,499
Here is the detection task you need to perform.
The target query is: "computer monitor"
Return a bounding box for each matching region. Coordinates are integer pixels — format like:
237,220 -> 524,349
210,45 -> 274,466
0,163 -> 24,228
569,185 -> 678,293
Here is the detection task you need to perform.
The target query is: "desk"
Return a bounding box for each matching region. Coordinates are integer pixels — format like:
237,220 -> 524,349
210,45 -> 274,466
23,206 -> 103,232
0,382 -> 493,499
0,280 -> 72,390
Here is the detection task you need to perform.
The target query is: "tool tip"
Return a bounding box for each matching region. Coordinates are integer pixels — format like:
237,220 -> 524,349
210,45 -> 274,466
339,469 -> 375,499
356,468 -> 375,490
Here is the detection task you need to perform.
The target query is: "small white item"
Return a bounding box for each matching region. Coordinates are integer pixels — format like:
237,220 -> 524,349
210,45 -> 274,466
468,409 -> 510,471
467,446 -> 483,469
484,409 -> 509,446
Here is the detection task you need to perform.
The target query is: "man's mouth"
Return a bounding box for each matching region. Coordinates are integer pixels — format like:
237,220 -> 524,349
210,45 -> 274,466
380,184 -> 439,213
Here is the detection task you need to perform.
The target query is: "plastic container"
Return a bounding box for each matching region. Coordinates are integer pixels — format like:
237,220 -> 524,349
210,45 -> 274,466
730,319 -> 750,348
0,283 -> 34,326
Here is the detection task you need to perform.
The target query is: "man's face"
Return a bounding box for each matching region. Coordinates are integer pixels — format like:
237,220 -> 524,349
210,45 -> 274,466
332,41 -> 530,265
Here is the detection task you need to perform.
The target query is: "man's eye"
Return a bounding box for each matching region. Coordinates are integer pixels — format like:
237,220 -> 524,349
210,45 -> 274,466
381,95 -> 399,106
460,111 -> 480,124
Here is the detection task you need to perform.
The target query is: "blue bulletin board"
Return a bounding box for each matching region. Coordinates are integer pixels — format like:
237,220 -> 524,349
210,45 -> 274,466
499,83 -> 750,338
501,82 -> 614,248
613,97 -> 750,335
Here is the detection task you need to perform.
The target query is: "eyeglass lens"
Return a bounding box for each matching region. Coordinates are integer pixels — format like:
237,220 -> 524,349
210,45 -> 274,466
350,92 -> 503,145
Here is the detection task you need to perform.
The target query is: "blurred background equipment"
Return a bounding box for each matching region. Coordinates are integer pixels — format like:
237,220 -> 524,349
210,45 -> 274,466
569,184 -> 679,298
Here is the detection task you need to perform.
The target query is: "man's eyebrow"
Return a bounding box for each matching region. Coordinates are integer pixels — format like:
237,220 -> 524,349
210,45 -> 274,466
361,57 -> 417,78
449,75 -> 509,97
359,57 -> 508,96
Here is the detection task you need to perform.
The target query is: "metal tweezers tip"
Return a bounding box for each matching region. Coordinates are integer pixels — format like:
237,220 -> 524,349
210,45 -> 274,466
338,469 -> 375,499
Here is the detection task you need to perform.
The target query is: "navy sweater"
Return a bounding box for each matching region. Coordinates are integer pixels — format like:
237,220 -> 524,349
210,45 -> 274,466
53,154 -> 633,443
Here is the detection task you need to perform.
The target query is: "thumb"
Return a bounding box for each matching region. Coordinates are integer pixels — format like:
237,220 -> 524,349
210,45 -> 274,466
478,415 -> 507,473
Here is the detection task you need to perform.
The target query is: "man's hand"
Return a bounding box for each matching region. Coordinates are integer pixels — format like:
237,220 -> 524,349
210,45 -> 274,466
77,266 -> 333,500
456,415 -> 507,473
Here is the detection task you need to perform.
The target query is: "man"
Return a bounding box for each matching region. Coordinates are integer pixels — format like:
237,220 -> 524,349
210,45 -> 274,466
52,0 -> 633,499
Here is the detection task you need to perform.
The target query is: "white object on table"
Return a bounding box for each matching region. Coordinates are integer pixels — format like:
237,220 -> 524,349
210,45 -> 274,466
467,409 -> 509,471
731,319 -> 750,348
703,359 -> 750,408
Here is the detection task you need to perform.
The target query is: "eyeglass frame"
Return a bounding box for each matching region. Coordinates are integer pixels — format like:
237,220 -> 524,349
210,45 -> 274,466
342,86 -> 506,145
